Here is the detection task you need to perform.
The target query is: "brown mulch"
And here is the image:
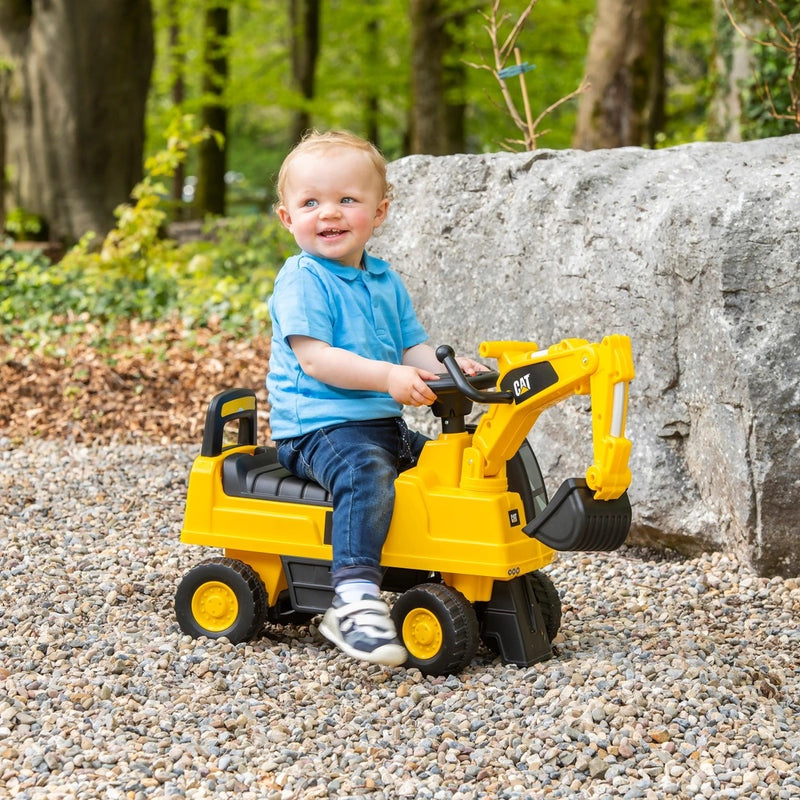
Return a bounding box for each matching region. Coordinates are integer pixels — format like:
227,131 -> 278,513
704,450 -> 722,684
0,320 -> 272,446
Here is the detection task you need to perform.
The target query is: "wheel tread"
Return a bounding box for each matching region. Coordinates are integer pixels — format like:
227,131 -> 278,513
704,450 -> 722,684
392,582 -> 479,676
526,570 -> 562,642
175,556 -> 268,642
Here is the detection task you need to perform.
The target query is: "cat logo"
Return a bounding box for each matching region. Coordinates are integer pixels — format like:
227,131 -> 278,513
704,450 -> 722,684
512,372 -> 532,398
500,361 -> 559,405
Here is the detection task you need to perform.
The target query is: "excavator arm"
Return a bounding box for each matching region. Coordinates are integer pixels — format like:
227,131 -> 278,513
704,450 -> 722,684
468,334 -> 634,501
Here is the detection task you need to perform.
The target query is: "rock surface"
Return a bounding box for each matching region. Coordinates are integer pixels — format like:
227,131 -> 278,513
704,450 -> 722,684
371,136 -> 800,577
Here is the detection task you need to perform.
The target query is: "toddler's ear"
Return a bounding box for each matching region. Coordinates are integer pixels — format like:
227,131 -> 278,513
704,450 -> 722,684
373,198 -> 389,228
277,205 -> 293,230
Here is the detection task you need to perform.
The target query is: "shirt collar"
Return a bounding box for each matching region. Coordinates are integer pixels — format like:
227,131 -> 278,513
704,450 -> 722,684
299,250 -> 390,280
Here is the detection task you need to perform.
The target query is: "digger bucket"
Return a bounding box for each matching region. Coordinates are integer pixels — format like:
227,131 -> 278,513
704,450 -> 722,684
523,477 -> 631,552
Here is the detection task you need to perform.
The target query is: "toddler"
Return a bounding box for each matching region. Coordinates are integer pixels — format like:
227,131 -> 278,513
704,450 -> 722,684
267,130 -> 484,666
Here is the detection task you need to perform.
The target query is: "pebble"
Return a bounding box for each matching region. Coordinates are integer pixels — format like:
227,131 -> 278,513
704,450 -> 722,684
1,438 -> 799,799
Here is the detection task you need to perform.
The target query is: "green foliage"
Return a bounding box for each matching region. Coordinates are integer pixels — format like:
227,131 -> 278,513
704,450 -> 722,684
658,0 -> 714,147
146,0 -> 598,180
0,117 -> 294,349
740,2 -> 800,139
151,0 -> 772,193
464,0 -> 595,151
171,215 -> 295,333
148,0 -> 293,200
3,207 -> 45,241
0,215 -> 292,349
0,247 -> 62,338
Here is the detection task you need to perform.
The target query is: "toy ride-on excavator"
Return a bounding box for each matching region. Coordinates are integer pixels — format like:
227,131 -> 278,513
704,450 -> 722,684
175,335 -> 635,676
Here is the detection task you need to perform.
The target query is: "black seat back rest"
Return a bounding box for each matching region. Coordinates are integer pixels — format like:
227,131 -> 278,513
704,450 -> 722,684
222,448 -> 332,505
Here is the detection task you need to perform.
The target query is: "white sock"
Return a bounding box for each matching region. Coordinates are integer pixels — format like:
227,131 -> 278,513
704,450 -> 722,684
336,579 -> 380,604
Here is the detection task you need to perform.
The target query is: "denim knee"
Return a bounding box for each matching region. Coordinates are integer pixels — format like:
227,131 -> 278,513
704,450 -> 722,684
274,419 -> 424,577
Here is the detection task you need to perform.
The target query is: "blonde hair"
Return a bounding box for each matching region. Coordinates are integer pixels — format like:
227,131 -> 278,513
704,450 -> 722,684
276,130 -> 393,206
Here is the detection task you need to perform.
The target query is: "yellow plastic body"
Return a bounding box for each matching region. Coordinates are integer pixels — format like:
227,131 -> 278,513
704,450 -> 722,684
181,434 -> 553,604
181,335 -> 634,604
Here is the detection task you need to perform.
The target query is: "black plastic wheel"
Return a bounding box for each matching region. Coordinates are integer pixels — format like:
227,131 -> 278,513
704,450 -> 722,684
391,583 -> 479,676
175,557 -> 267,643
525,570 -> 562,642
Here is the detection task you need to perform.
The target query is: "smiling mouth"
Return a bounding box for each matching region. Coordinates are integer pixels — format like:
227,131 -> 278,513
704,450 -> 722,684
320,229 -> 347,238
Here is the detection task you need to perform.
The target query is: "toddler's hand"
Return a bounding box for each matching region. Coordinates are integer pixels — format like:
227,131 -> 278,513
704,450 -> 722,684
387,365 -> 438,407
455,357 -> 490,376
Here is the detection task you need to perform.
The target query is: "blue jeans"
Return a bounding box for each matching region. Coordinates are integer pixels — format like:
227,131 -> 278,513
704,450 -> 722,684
275,417 -> 428,588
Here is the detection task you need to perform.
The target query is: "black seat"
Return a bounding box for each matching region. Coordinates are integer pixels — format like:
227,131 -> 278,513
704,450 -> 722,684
222,448 -> 332,504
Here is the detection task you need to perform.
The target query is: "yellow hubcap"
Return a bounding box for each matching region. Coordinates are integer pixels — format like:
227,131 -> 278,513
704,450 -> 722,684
191,581 -> 239,632
402,608 -> 443,660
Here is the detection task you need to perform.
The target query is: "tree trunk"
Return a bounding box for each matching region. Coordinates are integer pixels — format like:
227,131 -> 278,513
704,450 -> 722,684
289,0 -> 320,144
409,0 -> 468,155
364,16 -> 381,147
167,0 -> 186,206
194,1 -> 230,217
0,0 -> 154,243
573,0 -> 665,149
442,10 -> 467,154
410,0 -> 446,154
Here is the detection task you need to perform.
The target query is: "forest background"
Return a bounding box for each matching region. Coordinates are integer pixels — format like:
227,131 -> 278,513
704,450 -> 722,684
0,0 -> 797,443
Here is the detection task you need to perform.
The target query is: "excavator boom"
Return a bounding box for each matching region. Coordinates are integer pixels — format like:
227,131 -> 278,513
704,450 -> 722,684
472,335 -> 634,501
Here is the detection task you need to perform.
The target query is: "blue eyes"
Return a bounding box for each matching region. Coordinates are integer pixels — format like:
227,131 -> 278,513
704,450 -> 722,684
301,197 -> 356,208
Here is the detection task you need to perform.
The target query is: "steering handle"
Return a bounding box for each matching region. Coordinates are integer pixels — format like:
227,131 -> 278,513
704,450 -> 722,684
435,345 -> 513,404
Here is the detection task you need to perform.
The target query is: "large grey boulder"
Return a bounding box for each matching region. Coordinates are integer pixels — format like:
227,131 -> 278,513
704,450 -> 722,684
371,135 -> 800,577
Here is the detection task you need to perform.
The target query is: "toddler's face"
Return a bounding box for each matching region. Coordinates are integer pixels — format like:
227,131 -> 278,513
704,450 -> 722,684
278,148 -> 389,269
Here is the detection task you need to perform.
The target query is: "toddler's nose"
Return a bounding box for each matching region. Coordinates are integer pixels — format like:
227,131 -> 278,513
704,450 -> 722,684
318,201 -> 342,218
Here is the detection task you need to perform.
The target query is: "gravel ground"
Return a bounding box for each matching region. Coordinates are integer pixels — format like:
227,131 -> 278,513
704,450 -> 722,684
1,438 -> 798,800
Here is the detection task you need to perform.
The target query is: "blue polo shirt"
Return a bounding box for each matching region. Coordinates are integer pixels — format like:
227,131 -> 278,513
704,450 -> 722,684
267,251 -> 428,439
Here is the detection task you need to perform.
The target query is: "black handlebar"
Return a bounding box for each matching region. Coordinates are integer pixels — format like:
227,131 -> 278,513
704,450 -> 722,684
435,345 -> 514,404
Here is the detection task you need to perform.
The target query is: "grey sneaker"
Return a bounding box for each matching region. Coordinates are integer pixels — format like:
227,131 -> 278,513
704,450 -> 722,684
319,595 -> 407,666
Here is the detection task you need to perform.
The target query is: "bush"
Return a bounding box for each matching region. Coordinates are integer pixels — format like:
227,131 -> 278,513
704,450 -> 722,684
0,115 -> 295,350
0,214 -> 293,347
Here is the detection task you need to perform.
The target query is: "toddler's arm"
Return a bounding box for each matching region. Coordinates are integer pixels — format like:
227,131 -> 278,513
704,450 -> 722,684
289,335 -> 439,407
403,343 -> 488,377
